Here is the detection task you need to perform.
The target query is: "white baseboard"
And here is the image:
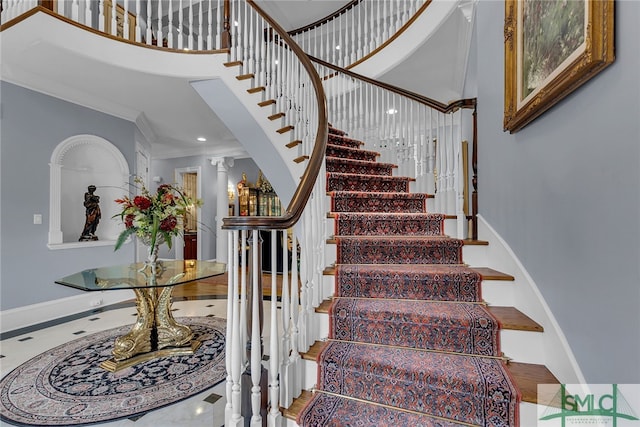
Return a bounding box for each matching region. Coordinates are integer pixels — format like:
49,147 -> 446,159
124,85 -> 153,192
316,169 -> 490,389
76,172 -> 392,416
477,215 -> 586,384
0,290 -> 132,333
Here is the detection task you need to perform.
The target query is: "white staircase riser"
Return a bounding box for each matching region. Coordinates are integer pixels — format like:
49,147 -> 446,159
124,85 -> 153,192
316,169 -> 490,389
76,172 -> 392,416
501,329 -> 545,364
462,244 -> 487,266
482,280 -> 516,306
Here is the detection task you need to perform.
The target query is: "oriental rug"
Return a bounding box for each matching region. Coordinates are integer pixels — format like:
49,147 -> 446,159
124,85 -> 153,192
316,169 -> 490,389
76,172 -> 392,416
299,127 -> 520,426
0,316 -> 226,426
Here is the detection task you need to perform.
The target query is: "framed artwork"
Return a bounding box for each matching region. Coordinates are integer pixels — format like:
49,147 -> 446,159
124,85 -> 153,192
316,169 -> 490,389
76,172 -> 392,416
104,0 -> 136,42
503,0 -> 614,133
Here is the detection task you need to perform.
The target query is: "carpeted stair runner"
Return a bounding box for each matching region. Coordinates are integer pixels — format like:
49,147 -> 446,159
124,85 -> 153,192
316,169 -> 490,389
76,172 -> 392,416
333,213 -> 445,236
334,264 -> 483,302
298,127 -> 520,426
329,298 -> 501,355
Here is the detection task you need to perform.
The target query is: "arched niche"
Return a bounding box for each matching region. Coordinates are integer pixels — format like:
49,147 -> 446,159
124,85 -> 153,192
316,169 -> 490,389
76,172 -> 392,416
48,135 -> 130,249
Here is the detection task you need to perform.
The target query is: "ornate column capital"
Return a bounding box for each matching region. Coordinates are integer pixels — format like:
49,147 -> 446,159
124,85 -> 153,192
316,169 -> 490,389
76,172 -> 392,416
210,156 -> 234,172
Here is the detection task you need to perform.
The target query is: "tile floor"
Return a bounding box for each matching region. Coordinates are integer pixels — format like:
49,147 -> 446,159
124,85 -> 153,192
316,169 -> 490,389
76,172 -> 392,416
0,298 -> 233,427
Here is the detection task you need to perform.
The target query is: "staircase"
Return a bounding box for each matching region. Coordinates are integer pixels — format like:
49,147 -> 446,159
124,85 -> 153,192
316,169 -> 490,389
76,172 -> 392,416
282,127 -> 559,426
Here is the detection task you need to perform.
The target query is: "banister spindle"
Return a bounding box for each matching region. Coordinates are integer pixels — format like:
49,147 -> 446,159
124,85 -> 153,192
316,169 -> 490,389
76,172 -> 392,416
178,0 -> 183,49
156,0 -> 162,47
225,231 -> 236,426
168,0 -> 174,48
198,0 -> 204,50
249,230 -> 263,427
188,0 -> 194,50
146,0 -> 152,45
229,230 -> 243,427
84,0 -> 91,27
268,231 -> 281,427
135,0 -> 141,42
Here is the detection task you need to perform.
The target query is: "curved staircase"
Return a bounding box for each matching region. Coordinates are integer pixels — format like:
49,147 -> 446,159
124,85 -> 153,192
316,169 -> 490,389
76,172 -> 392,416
284,127 -> 559,426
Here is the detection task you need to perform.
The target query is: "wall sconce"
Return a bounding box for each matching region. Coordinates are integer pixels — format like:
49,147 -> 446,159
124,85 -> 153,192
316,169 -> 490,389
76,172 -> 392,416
228,184 -> 235,202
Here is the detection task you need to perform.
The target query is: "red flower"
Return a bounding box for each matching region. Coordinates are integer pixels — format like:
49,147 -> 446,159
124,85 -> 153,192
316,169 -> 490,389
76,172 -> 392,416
133,196 -> 152,210
162,193 -> 175,205
124,214 -> 135,228
160,216 -> 177,232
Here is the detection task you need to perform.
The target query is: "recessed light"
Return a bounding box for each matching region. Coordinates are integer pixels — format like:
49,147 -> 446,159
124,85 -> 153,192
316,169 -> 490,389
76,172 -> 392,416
197,137 -> 207,142
387,108 -> 398,115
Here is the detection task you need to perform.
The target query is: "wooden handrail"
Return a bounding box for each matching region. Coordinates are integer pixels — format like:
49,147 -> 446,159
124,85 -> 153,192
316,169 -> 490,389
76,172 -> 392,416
288,0 -> 362,35
311,55 -> 476,113
221,0 -> 328,231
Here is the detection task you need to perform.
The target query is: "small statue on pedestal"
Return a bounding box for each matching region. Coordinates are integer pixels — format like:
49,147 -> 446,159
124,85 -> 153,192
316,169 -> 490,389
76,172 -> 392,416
79,185 -> 101,241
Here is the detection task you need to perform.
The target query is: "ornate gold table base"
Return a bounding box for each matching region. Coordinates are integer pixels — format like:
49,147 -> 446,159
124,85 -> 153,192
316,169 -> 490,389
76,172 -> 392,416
100,285 -> 198,372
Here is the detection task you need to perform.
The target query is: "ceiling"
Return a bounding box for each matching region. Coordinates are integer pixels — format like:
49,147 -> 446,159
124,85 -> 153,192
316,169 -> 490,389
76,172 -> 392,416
0,0 -> 474,159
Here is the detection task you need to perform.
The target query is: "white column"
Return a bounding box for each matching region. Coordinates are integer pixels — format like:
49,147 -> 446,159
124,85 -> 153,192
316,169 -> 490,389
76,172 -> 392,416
211,157 -> 234,264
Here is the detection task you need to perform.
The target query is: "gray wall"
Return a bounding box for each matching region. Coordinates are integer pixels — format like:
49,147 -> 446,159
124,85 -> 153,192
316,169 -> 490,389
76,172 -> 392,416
475,1 -> 640,383
1,82 -> 136,311
150,155 -> 261,261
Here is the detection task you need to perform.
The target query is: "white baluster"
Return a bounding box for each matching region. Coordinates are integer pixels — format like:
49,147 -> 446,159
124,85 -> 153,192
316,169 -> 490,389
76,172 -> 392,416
146,0 -> 152,45
178,0 -> 183,49
72,0 -> 79,22
198,0 -> 203,50
225,231 -> 236,426
268,231 -> 281,427
207,0 -> 213,49
167,0 -> 173,48
215,0 -> 221,49
84,0 -> 91,27
188,0 -> 194,50
279,229 -> 291,407
135,0 -> 141,42
98,0 -> 105,33
249,231 -> 262,427
229,230 -> 244,427
240,230 -> 248,367
156,0 -> 162,47
289,231 -> 301,396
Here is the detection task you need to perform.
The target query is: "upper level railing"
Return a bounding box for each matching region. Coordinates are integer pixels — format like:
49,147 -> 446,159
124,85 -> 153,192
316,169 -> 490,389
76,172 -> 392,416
1,0 -> 231,50
288,0 -> 431,68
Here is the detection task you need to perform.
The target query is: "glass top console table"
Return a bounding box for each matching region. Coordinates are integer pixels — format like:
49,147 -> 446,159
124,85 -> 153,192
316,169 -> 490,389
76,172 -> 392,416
56,260 -> 226,372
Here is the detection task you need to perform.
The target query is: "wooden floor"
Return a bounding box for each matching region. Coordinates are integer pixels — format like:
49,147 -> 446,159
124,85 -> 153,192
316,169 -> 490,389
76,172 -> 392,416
172,270 -> 288,300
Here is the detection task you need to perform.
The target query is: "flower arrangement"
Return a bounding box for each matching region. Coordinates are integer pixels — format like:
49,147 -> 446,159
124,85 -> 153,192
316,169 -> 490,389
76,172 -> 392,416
113,178 -> 202,252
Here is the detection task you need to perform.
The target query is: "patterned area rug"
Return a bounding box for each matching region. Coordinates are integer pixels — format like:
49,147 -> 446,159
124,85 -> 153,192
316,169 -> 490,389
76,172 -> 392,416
0,317 -> 226,426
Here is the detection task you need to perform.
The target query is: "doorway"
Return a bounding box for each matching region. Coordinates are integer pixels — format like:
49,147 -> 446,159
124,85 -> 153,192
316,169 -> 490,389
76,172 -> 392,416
175,167 -> 202,260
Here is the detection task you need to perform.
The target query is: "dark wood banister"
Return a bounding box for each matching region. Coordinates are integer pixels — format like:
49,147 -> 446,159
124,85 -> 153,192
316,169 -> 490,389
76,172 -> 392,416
288,0 -> 363,35
221,0 -> 328,231
311,55 -> 476,114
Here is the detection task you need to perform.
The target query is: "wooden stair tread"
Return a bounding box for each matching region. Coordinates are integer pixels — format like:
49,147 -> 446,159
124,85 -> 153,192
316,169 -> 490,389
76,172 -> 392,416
277,125 -> 294,134
470,267 -> 515,281
294,155 -> 309,163
236,73 -> 254,80
224,60 -> 242,67
487,306 -> 543,332
247,86 -> 265,94
507,361 -> 559,404
282,390 -> 313,421
300,341 -> 558,406
462,239 -> 489,246
258,99 -> 276,107
323,265 -> 509,277
269,112 -> 285,121
316,299 -> 332,313
302,340 -> 327,361
286,139 -> 302,149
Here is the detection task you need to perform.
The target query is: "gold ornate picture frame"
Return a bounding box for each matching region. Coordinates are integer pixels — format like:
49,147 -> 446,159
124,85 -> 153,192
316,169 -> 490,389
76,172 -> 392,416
503,0 -> 615,133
